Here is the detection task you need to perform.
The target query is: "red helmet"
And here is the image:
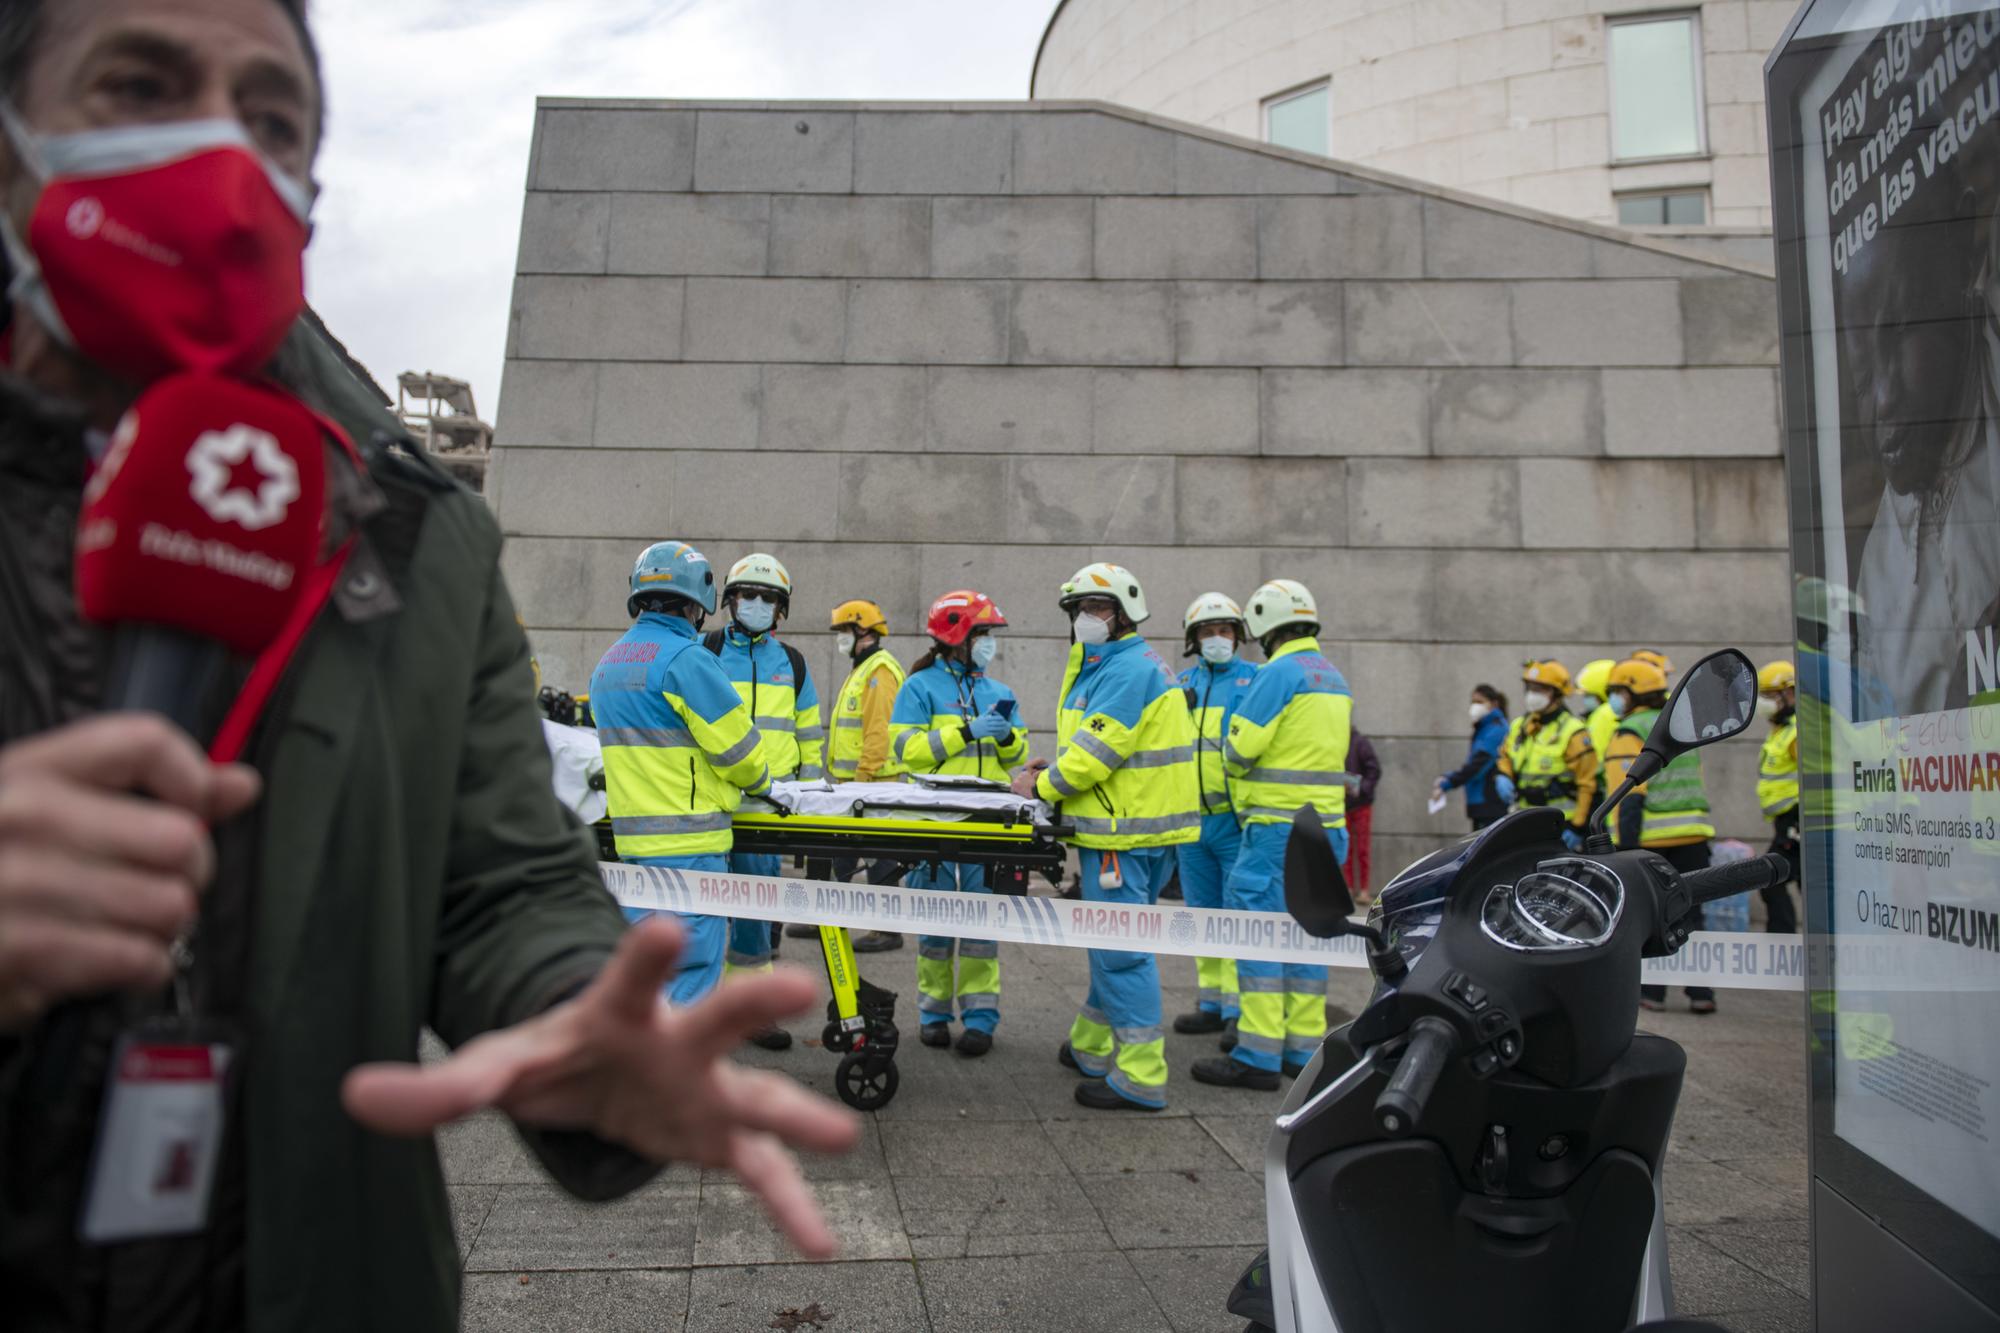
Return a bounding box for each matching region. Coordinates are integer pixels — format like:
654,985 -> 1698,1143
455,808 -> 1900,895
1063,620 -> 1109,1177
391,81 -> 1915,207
926,589 -> 1007,647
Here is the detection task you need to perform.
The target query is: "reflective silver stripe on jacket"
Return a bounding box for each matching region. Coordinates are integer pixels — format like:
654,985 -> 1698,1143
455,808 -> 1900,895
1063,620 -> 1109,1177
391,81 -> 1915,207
1074,731 -> 1124,769
611,813 -> 734,836
1201,792 -> 1233,812
1124,745 -> 1193,770
927,730 -> 952,766
835,717 -> 865,729
893,730 -> 917,760
710,729 -> 764,769
797,725 -> 826,743
796,765 -> 824,781
597,725 -> 695,748
1068,812 -> 1201,837
1242,766 -> 1343,786
1044,766 -> 1081,798
1222,737 -> 1251,769
1239,805 -> 1329,823
756,716 -> 797,734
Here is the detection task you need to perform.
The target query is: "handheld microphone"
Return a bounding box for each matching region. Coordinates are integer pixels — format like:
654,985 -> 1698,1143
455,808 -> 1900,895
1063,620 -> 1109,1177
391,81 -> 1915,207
75,373 -> 328,744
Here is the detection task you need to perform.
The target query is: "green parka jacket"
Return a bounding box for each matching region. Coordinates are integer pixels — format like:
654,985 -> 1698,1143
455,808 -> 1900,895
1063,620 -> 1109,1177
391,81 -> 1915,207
0,329 -> 650,1330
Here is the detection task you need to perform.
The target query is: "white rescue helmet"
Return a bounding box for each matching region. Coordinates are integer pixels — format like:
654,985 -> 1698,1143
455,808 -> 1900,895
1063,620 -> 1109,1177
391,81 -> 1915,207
1244,579 -> 1319,641
723,552 -> 793,611
1059,561 -> 1149,625
1182,592 -> 1247,655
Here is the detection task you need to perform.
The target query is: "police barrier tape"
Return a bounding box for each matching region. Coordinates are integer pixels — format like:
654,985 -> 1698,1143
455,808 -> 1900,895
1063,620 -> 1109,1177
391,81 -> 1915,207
600,862 -> 1809,992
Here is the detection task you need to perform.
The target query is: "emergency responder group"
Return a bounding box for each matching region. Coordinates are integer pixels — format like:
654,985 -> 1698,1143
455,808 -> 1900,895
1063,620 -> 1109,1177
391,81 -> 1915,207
586,539 -> 1799,1106
589,542 -> 1353,1111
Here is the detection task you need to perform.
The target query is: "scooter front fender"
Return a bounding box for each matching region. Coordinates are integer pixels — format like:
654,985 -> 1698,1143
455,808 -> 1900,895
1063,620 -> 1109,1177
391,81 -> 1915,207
1264,1044 -> 1376,1333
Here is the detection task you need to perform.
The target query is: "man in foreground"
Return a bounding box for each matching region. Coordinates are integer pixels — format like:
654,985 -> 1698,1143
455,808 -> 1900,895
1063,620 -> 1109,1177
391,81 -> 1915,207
0,3 -> 856,1327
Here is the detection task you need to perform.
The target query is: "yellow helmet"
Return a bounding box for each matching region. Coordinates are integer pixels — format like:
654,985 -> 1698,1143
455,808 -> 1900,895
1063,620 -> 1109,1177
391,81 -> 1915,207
830,599 -> 888,636
1521,659 -> 1573,695
1610,658 -> 1668,697
1631,649 -> 1673,678
1758,660 -> 1797,694
1577,658 -> 1616,702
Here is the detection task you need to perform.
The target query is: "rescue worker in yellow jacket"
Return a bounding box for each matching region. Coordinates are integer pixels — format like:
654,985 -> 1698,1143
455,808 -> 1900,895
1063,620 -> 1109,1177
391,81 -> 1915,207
1194,579 -> 1352,1091
1756,660 -> 1801,933
893,590 -> 1027,1055
1013,564 -> 1200,1110
820,598 -> 908,954
1498,660 -> 1599,852
591,541 -> 778,1005
1604,657 -> 1719,1014
1578,658 -> 1621,764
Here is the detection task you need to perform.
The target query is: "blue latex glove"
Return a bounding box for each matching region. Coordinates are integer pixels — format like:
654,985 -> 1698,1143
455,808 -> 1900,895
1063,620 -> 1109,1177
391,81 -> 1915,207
1495,774 -> 1516,804
968,710 -> 1012,741
1562,827 -> 1584,852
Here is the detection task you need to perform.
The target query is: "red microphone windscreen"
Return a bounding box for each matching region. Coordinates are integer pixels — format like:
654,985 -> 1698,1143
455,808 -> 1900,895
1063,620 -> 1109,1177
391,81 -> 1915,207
76,374 -> 327,658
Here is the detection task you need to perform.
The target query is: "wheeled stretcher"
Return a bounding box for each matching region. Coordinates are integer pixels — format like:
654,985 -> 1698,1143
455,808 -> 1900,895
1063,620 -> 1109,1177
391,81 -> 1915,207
597,776 -> 1070,1111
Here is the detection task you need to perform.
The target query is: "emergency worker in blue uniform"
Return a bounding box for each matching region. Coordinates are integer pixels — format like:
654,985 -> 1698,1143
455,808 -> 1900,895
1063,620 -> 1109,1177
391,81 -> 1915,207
706,553 -> 824,1049
1196,579 -> 1352,1090
1170,593 -> 1258,1039
591,541 -> 779,1005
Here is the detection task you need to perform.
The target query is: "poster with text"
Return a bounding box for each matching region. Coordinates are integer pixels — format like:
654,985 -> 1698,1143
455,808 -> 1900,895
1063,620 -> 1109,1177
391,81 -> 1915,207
1796,0 -> 2000,1242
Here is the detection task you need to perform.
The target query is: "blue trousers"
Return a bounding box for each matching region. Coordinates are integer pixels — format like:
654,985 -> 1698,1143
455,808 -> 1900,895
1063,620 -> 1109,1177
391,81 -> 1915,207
910,861 -> 1000,1034
726,851 -> 781,971
1176,812 -> 1243,1018
1070,847 -> 1172,1108
1228,821 -> 1346,1072
623,853 -> 730,1006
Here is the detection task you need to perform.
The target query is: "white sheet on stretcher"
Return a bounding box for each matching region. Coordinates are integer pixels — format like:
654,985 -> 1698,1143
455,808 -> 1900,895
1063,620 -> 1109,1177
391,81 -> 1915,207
748,778 -> 1054,825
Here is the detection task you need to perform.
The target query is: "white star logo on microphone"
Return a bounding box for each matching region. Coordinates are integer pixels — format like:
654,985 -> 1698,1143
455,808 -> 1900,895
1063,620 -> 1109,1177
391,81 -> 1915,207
185,424 -> 299,531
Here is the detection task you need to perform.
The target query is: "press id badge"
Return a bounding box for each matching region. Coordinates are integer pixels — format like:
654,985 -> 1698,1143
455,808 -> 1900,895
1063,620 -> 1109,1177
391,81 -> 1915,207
80,1032 -> 233,1243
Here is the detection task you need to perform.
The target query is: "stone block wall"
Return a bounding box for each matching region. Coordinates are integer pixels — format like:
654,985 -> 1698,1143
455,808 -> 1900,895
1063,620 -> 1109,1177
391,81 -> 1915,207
493,101 -> 1790,881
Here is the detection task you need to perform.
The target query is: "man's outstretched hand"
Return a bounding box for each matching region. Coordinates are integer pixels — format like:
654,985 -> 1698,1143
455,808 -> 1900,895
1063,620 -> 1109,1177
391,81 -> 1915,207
341,917 -> 861,1258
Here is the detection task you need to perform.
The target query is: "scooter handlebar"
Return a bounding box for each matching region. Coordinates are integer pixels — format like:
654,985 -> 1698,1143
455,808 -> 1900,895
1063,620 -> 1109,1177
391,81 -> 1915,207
1374,1016 -> 1457,1137
1679,853 -> 1790,907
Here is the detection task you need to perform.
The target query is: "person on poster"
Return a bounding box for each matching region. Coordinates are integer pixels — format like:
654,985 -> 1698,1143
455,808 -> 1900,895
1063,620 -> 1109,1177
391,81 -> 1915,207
1847,168 -> 2000,717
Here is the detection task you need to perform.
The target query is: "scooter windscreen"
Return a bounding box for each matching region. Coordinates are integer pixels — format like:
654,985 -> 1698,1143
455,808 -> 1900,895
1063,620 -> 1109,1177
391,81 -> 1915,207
1480,857 -> 1627,952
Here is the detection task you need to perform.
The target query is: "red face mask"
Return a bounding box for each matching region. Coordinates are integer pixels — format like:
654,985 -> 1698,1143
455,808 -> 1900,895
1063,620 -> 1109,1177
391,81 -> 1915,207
1,110 -> 312,384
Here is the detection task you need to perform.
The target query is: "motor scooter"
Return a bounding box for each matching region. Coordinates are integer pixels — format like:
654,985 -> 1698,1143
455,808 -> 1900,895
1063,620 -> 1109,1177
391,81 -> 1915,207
1229,648 -> 1790,1333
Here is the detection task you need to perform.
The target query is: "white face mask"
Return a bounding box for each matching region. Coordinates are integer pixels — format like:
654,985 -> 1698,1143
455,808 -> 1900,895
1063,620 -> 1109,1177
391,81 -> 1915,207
1469,702 -> 1491,723
1073,612 -> 1112,646
1199,636 -> 1235,666
1757,695 -> 1780,719
1609,693 -> 1631,718
970,636 -> 999,670
1523,689 -> 1551,713
735,595 -> 776,633
834,632 -> 856,658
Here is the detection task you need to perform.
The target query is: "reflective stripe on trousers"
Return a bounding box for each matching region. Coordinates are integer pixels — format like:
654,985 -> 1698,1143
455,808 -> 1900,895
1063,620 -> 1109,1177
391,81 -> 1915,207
1176,812 -> 1242,1017
1068,847 -> 1171,1107
1226,821 -> 1342,1072
912,861 -> 1000,1034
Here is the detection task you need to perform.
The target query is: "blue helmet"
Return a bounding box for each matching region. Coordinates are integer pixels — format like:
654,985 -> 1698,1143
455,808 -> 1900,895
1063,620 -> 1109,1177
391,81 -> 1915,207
627,541 -> 718,617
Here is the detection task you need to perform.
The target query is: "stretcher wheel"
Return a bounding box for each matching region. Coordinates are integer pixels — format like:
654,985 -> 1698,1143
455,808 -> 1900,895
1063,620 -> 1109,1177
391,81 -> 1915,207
835,1052 -> 899,1111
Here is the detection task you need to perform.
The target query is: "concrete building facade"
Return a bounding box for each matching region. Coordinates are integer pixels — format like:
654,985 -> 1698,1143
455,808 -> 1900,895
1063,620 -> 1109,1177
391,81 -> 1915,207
1031,0 -> 1794,244
491,99 -> 1790,877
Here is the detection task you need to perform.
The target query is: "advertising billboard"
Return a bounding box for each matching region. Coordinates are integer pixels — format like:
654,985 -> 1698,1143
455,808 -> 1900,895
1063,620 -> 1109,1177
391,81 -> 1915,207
1767,0 -> 2000,1320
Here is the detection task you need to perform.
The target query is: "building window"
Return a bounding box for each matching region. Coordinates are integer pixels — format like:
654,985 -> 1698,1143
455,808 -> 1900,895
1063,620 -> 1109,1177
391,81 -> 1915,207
1264,81 -> 1330,156
1607,13 -> 1705,161
1617,190 -> 1709,225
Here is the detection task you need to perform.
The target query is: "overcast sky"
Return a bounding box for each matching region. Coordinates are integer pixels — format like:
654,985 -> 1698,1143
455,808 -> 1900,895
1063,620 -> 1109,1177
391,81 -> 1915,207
306,1 -> 1059,418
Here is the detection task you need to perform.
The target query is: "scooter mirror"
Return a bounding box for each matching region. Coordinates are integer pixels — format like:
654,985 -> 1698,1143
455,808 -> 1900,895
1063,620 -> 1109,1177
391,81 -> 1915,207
1661,648 -> 1758,750
1285,805 -> 1356,939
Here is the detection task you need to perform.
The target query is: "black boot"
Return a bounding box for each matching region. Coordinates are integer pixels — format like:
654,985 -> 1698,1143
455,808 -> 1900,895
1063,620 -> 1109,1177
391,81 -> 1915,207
1057,1042 -> 1086,1073
1074,1079 -> 1163,1112
1192,1056 -> 1279,1091
920,1024 -> 951,1049
1217,1017 -> 1239,1052
783,922 -> 818,939
1174,1010 -> 1225,1035
747,1025 -> 793,1052
954,1029 -> 993,1058
851,931 -> 904,954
